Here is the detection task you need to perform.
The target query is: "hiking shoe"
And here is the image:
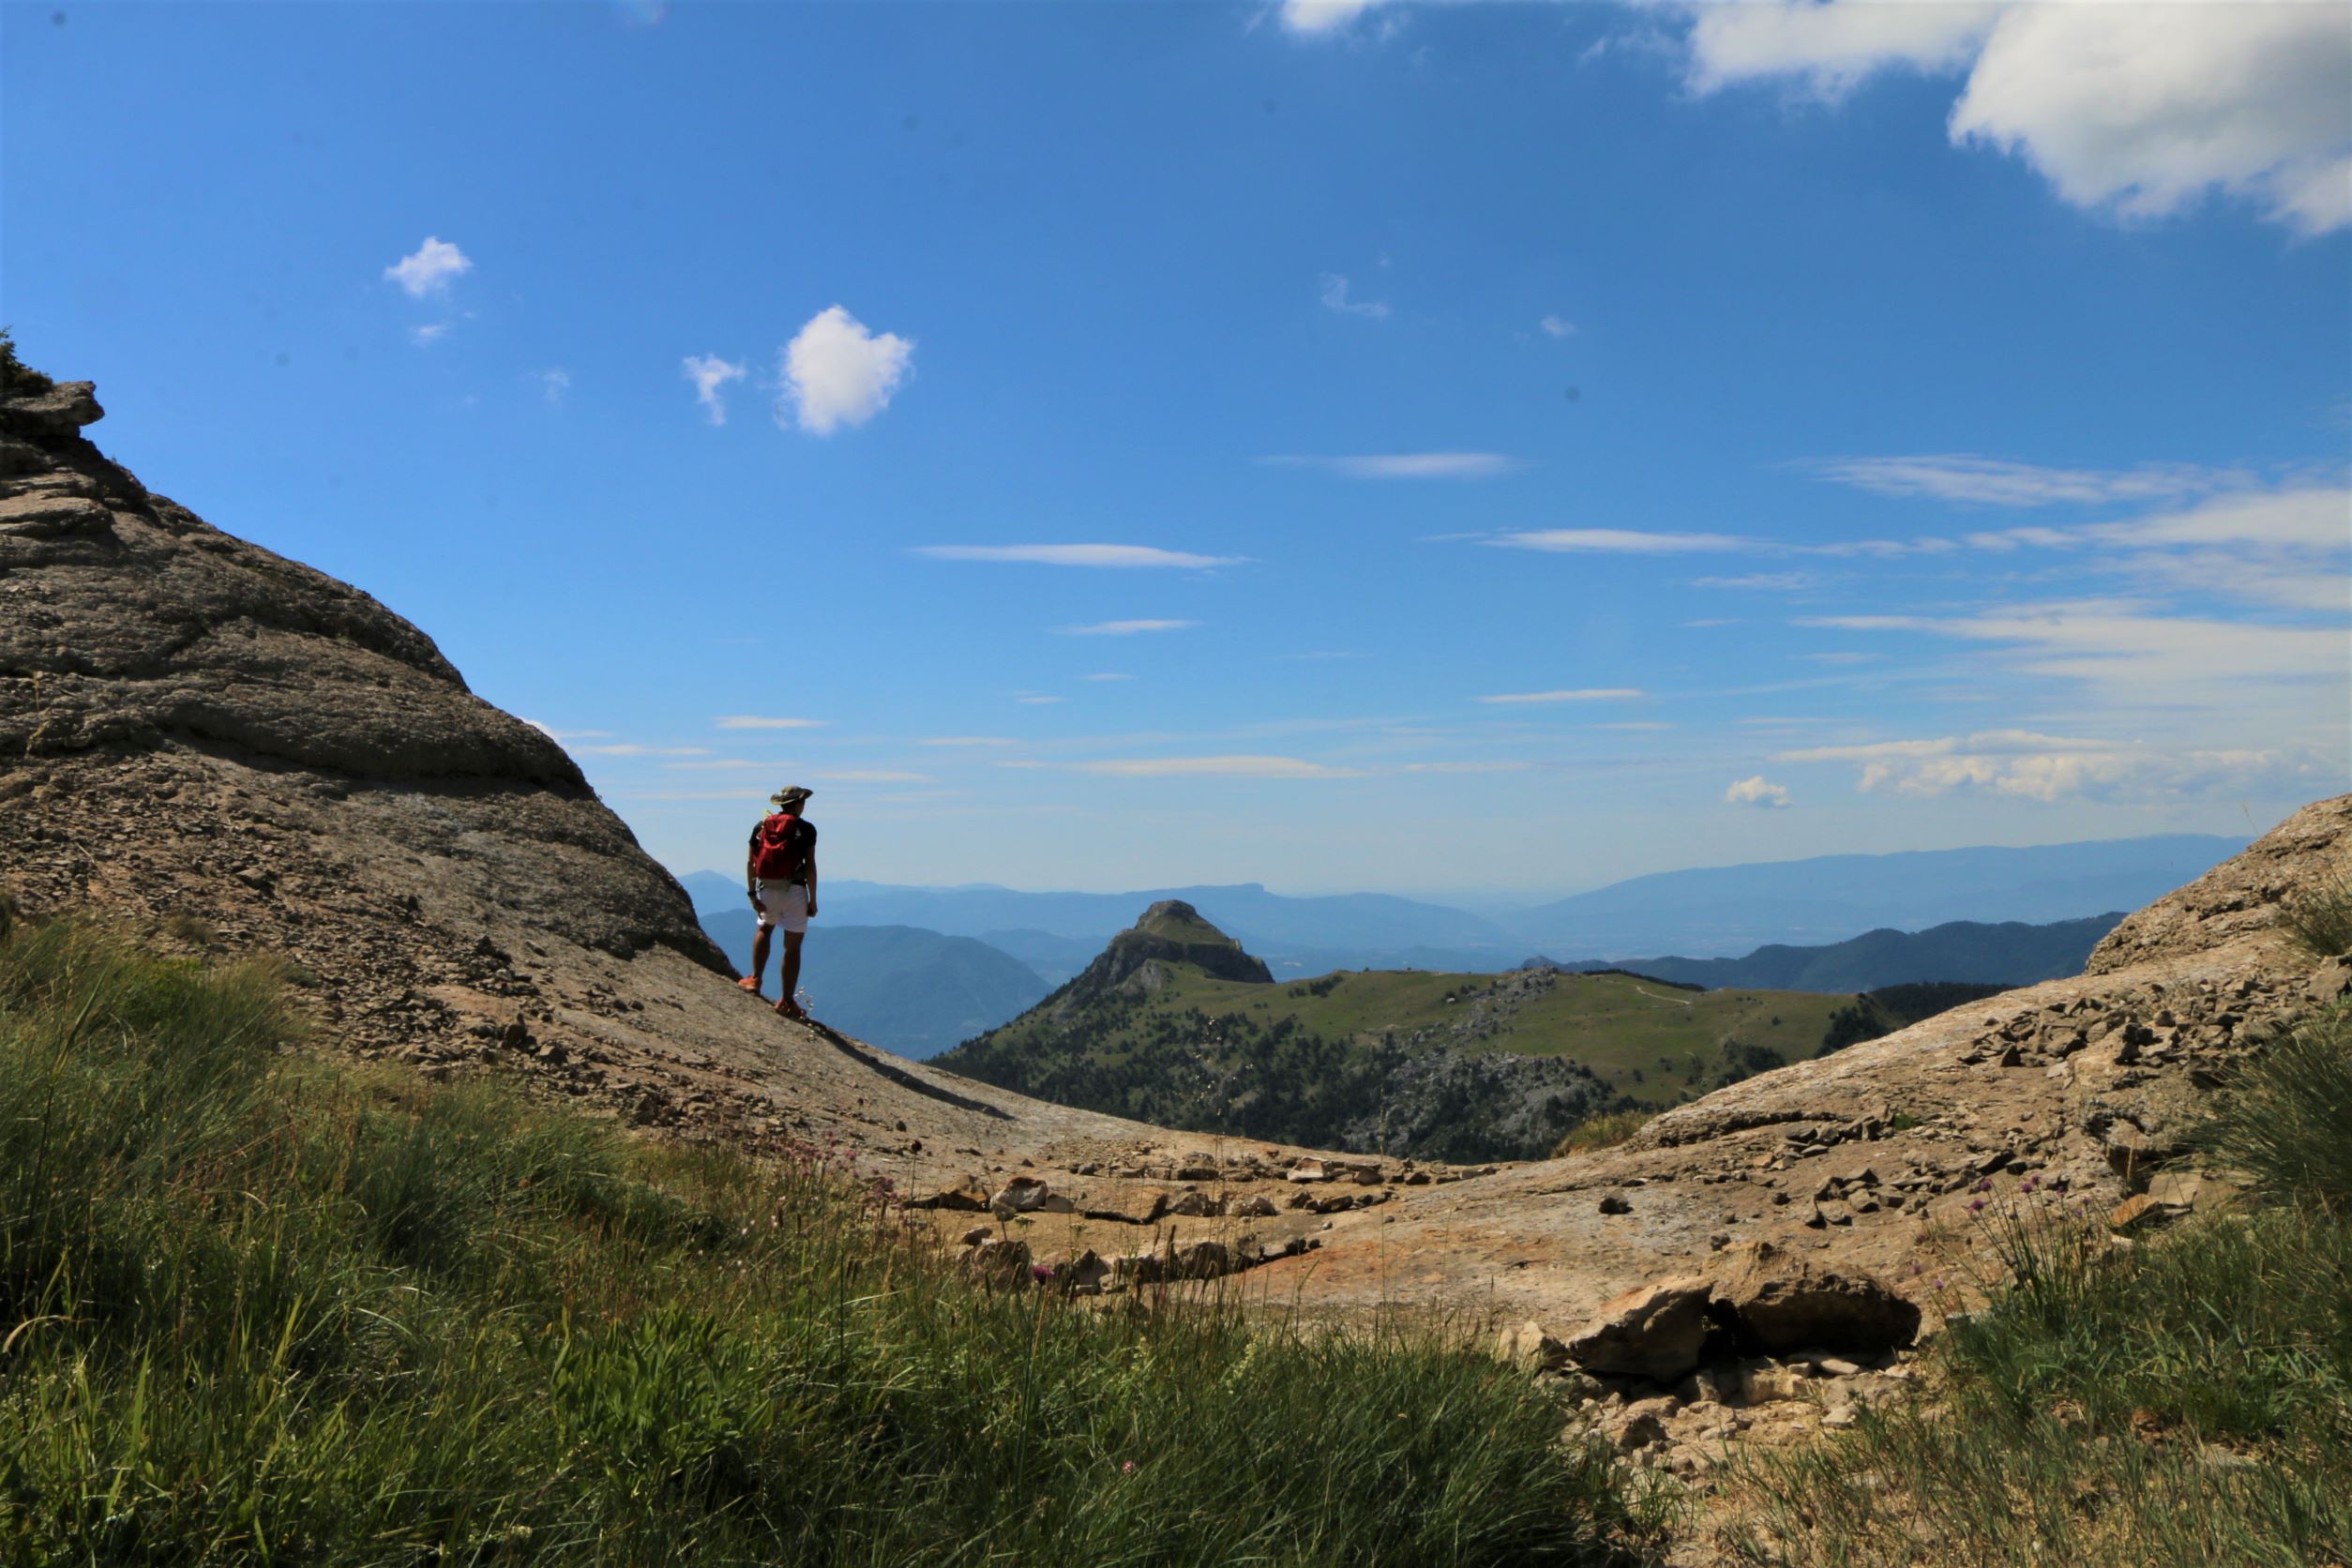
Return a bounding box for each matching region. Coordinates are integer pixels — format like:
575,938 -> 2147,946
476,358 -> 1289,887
737,977 -> 762,995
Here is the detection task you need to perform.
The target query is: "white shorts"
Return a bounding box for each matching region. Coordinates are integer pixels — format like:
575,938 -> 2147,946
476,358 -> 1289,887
755,882 -> 810,934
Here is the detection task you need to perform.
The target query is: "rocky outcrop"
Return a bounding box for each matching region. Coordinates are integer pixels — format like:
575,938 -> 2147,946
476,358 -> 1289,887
1061,900 -> 1274,1001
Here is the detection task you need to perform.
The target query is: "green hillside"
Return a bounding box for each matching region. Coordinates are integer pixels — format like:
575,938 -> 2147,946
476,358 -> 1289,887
941,909 -> 1934,1161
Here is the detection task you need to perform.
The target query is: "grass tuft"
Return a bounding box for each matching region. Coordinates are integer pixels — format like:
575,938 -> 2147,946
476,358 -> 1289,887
0,916 -> 1643,1564
2278,870 -> 2352,960
1550,1108 -> 1655,1158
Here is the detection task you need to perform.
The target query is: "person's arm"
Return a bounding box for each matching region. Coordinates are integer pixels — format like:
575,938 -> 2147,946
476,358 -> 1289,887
746,837 -> 763,910
804,849 -> 818,918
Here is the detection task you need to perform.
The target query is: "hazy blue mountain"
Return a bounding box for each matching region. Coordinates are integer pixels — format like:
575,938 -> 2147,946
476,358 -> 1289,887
698,912 -> 1051,1059
1506,836 -> 2239,957
674,833 -> 2239,975
814,881 -> 1515,961
1556,913 -> 2124,993
680,869 -> 747,915
973,928 -> 1104,986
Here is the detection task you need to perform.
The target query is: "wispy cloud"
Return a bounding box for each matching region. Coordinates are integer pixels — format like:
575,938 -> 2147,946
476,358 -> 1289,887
778,305 -> 913,435
1799,601 -> 2346,707
1262,452 -> 1525,480
1398,761 -> 1534,774
1081,672 -> 1136,682
522,722 -> 614,742
1539,315 -> 1576,339
384,236 -> 472,297
715,716 -> 827,730
535,369 -> 571,405
920,736 -> 1017,747
1492,529 -> 1752,554
682,354 -> 747,425
1724,775 -> 1792,808
408,324 -> 451,347
1695,572 -> 1825,592
1057,619 -> 1199,637
1475,687 -> 1645,705
1071,754 -> 1368,779
1777,729 -> 2335,803
573,743 -> 712,758
1014,694 -> 1066,705
913,544 -> 1241,569
1811,454 -> 2247,506
814,770 -> 935,784
1318,273 -> 1391,319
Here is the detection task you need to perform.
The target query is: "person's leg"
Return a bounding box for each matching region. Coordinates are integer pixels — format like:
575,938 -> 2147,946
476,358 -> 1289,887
744,922 -> 773,993
776,929 -> 806,1016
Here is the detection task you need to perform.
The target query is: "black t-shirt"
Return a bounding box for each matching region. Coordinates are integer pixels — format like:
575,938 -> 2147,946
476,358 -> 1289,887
748,813 -> 817,882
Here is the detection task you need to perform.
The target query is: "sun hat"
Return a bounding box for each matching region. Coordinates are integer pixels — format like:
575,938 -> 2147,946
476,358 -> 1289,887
770,785 -> 813,808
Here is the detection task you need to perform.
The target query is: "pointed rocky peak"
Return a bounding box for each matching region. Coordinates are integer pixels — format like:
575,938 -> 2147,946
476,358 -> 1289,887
1064,901 -> 1273,1002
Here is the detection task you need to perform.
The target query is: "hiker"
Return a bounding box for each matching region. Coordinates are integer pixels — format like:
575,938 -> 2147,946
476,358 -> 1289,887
739,785 -> 819,1018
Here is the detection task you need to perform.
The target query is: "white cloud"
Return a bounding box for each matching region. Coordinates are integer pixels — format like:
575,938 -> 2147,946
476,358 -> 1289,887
1072,754 -> 1368,779
682,354 -> 747,426
814,770 -> 935,784
1318,273 -> 1391,319
1475,687 -> 1646,704
408,324 -> 451,347
384,236 -> 473,297
778,305 -> 913,435
1725,775 -> 1794,809
1780,729 -> 2334,803
1492,528 -> 1752,553
1812,454 -> 2245,506
536,369 -> 571,405
1971,484 -> 2352,612
1279,0 -> 1393,36
1686,2 -> 2352,234
1594,721 -> 1677,731
913,544 -> 1241,568
1539,314 -> 1577,338
572,743 -> 713,757
1057,619 -> 1200,637
1797,651 -> 1880,665
1262,452 -> 1524,479
715,715 -> 827,730
920,736 -> 1017,747
1082,672 -> 1136,682
521,722 -> 613,742
1015,694 -> 1067,704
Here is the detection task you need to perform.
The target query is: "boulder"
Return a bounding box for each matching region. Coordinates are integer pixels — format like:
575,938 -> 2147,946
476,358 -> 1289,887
1706,1243 -> 1920,1356
988,1176 -> 1051,1214
1562,1276 -> 1713,1381
1224,1192 -> 1278,1218
1494,1320 -> 1569,1373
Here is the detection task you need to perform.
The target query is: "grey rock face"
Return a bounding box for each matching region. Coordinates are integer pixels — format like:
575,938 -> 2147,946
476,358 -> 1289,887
0,372 -> 725,985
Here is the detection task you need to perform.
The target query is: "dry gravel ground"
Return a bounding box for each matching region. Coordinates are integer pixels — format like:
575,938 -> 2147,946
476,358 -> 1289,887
7,373 -> 2349,1556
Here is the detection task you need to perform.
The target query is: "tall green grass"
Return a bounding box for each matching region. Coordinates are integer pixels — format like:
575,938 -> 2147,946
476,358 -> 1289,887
0,919 -> 1642,1564
2278,870 -> 2352,961
1721,1006 -> 2352,1567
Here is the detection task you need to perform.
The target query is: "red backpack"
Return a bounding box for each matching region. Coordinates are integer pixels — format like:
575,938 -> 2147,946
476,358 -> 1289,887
752,813 -> 809,882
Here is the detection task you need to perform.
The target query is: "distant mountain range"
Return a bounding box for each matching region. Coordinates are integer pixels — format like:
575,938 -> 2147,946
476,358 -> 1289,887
678,834 -> 2239,972
1560,913 -> 2125,993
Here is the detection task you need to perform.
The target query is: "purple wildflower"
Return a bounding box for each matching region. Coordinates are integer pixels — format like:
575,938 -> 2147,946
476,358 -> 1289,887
1974,1178 -> 1995,1193
1968,1197 -> 1987,1213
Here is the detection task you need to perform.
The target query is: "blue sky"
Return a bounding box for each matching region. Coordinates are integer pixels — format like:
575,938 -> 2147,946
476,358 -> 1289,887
8,1 -> 2347,897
